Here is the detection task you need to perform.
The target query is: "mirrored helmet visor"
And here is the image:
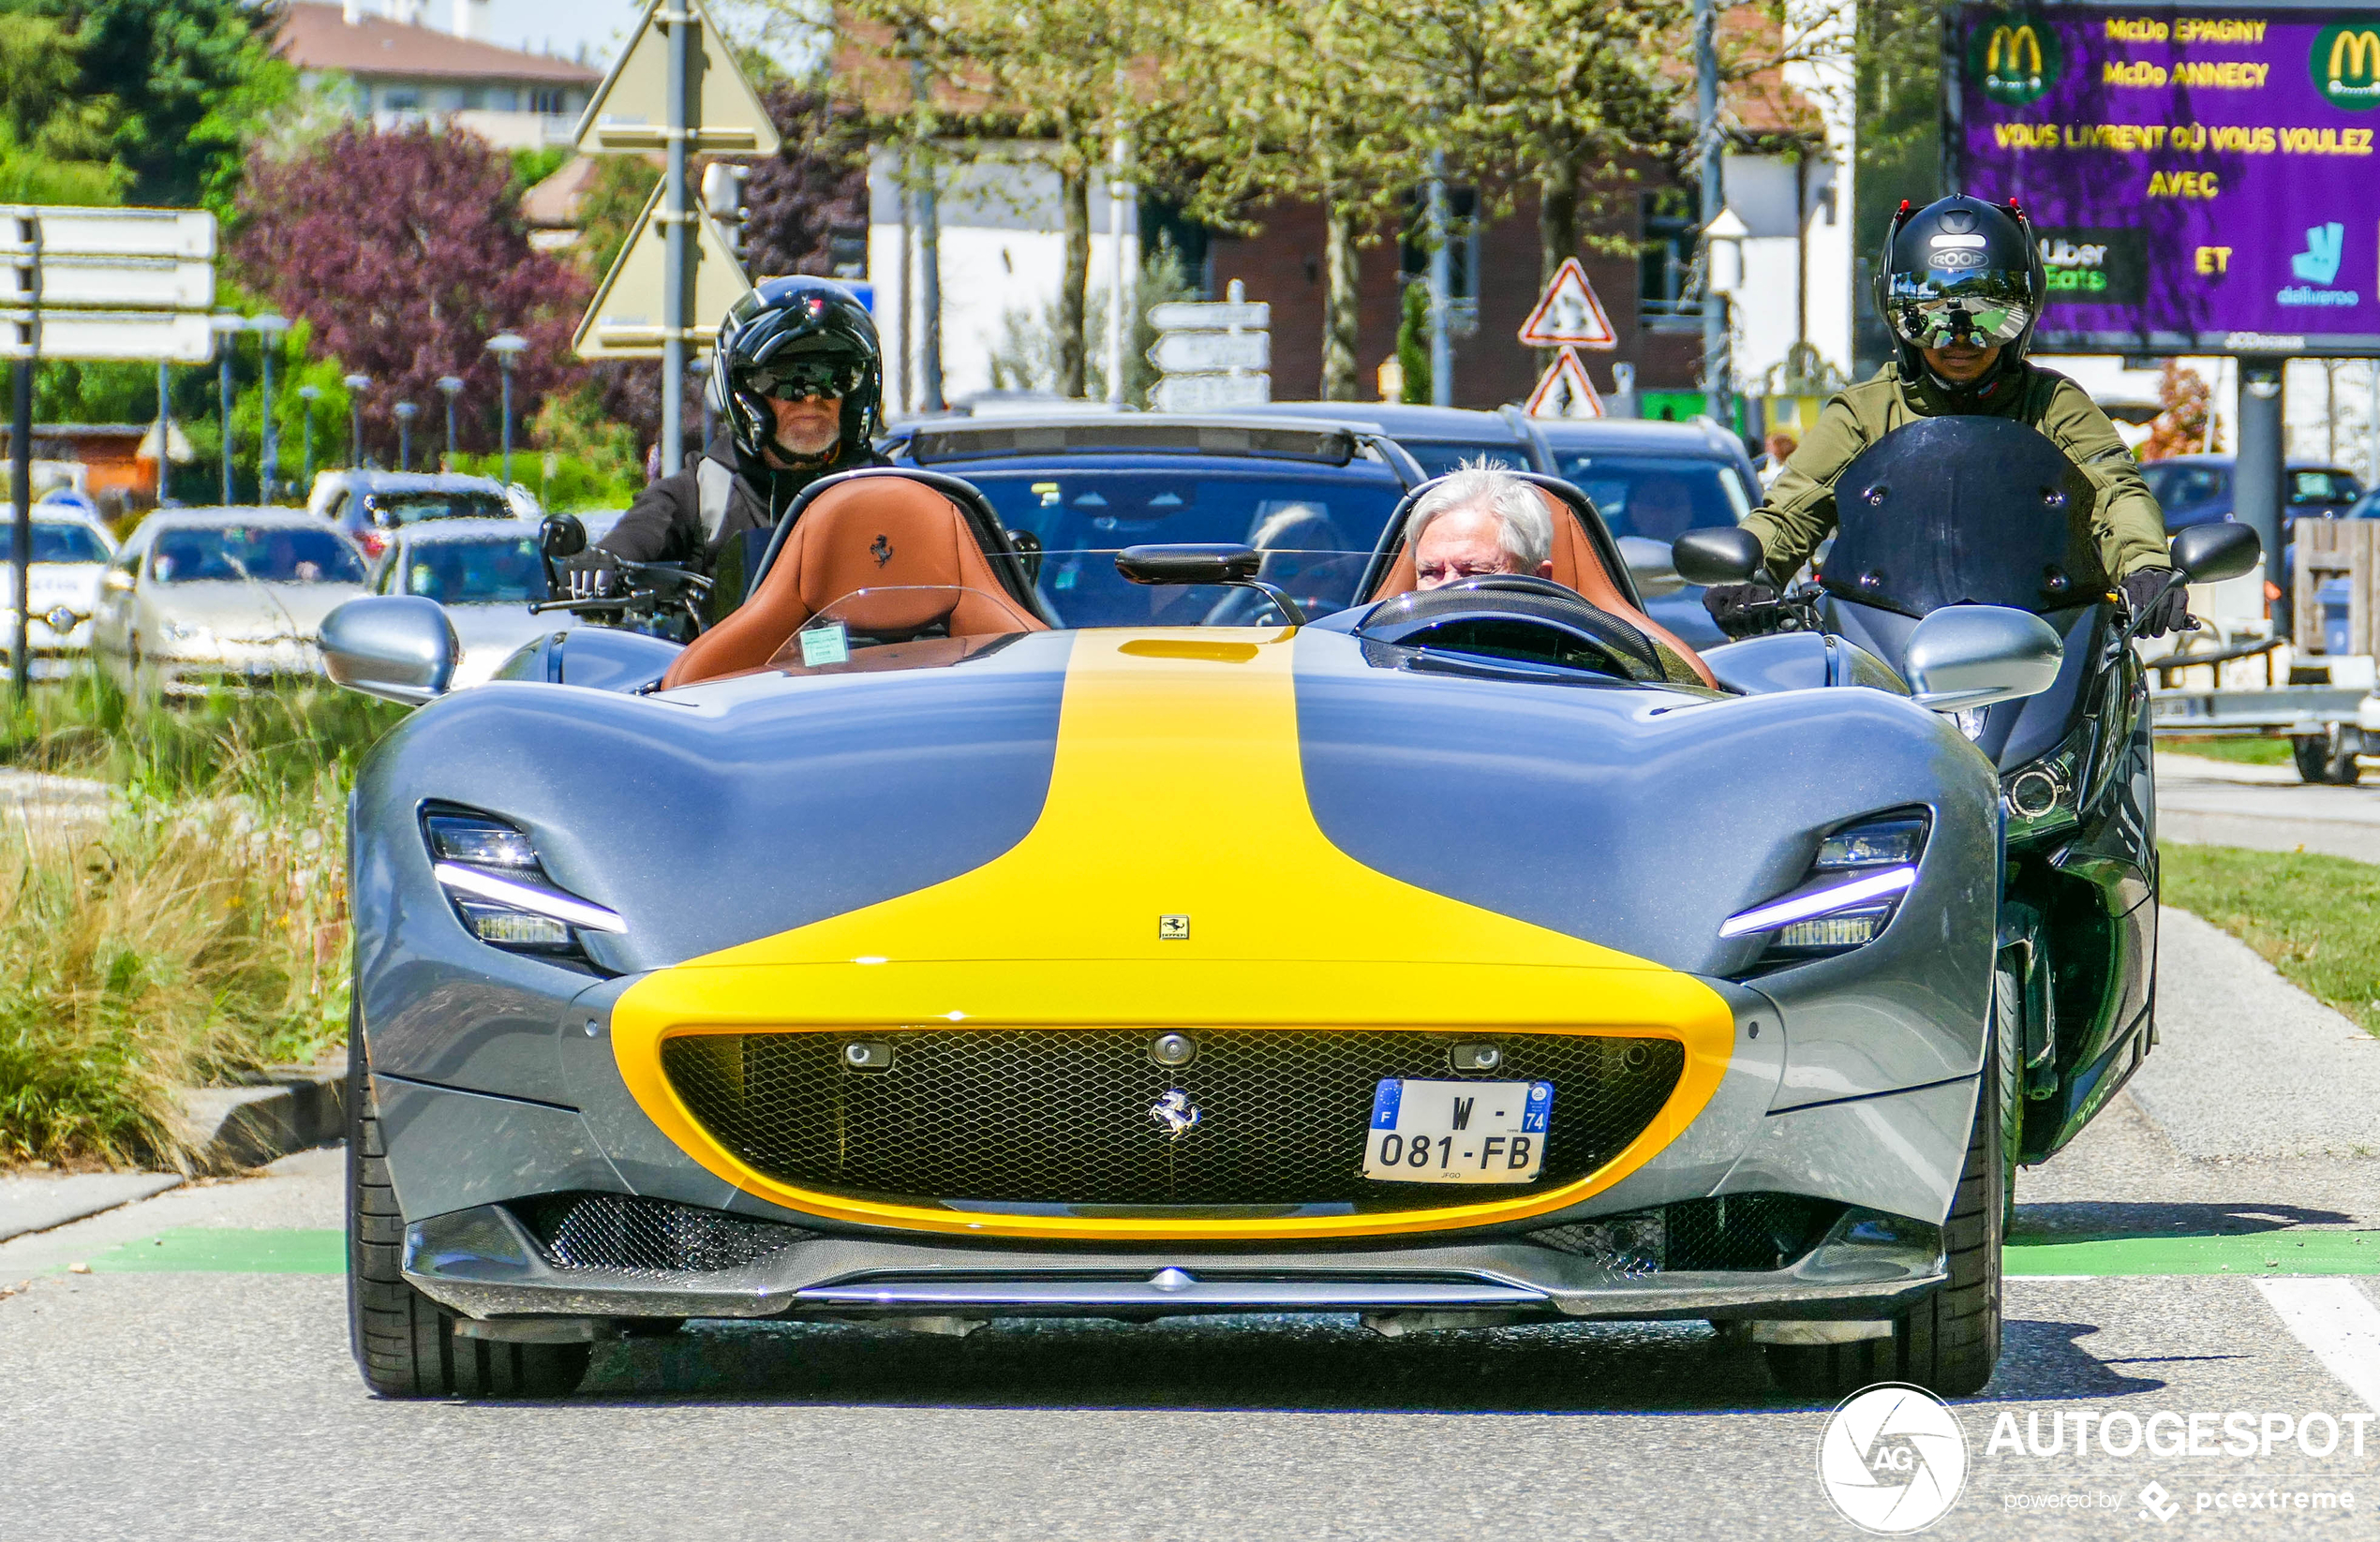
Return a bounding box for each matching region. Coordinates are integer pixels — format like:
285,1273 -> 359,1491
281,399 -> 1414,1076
1884,271 -> 2033,349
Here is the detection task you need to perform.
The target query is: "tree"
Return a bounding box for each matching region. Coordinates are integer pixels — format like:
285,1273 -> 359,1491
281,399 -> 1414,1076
0,10 -> 126,202
2139,363 -> 2211,462
739,85 -> 870,280
230,126 -> 588,464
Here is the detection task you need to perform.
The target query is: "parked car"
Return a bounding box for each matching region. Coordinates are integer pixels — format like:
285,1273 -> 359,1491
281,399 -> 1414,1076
1532,417 -> 1764,650
93,509 -> 370,695
1246,403 -> 1553,478
2137,455 -> 2364,533
0,508 -> 118,678
308,470 -> 531,562
369,519 -> 580,687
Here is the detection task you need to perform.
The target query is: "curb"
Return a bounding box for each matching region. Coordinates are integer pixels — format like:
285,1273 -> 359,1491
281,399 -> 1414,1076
174,1062 -> 347,1174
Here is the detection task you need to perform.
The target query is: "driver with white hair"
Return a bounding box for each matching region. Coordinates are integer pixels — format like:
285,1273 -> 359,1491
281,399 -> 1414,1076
1406,464 -> 1556,590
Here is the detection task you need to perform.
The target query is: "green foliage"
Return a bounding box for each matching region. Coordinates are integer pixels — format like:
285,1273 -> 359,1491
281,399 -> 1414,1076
577,155 -> 662,279
2161,735 -> 2293,767
986,244 -> 1200,409
510,145 -> 572,195
2162,842 -> 2380,1037
447,449 -> 643,513
1395,280 -> 1430,405
0,10 -> 128,201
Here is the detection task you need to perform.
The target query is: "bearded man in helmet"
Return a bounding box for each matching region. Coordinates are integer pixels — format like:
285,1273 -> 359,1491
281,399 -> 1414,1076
1703,195 -> 2187,640
573,275 -> 886,586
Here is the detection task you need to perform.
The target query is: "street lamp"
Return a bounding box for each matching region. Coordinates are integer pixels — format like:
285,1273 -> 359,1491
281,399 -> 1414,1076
1702,207 -> 1749,432
297,385 -> 320,489
392,401 -> 418,471
251,313 -> 290,500
484,334 -> 526,485
210,311 -> 246,504
343,373 -> 371,468
436,376 -> 465,470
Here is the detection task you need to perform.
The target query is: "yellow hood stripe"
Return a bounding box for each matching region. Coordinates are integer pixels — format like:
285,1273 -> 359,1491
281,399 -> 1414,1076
612,628 -> 1735,1240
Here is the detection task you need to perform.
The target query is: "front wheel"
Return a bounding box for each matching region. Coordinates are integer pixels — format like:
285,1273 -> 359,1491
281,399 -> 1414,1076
348,1037 -> 590,1398
2294,735 -> 2334,783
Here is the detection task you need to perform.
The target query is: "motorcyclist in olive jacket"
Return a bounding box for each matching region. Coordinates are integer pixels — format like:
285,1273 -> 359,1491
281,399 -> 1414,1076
1705,195 -> 2188,640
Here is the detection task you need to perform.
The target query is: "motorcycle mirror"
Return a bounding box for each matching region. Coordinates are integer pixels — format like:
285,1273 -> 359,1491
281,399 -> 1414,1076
2169,521 -> 2260,585
541,512 -> 588,560
1672,527 -> 1764,586
1905,604 -> 2063,713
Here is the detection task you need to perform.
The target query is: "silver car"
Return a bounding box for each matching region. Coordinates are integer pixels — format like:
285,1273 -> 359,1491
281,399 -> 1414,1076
368,518 -> 579,687
0,508 -> 119,677
94,509 -> 370,694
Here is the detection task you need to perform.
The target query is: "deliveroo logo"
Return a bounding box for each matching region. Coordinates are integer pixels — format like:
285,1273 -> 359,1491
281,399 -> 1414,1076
1970,12 -> 2062,106
2294,224 -> 2345,285
2313,21 -> 2380,110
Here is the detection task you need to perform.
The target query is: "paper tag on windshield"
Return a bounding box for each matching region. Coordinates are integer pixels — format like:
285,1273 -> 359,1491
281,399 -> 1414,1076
798,622 -> 850,667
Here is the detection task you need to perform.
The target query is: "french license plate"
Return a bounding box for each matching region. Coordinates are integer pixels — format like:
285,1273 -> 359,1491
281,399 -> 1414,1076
1361,1078 -> 1553,1184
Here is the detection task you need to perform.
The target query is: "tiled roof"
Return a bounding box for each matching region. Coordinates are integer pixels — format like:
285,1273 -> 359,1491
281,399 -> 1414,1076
277,2 -> 601,83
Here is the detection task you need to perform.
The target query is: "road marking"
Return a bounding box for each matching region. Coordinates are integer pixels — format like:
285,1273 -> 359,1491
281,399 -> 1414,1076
2256,1278 -> 2380,1412
2004,1230 -> 2380,1276
56,1227 -> 344,1274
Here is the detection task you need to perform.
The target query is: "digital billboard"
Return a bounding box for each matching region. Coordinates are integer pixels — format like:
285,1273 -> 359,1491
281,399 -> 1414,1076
1956,1 -> 2380,354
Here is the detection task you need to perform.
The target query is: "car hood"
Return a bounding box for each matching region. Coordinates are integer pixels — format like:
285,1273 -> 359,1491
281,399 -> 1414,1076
143,581 -> 366,639
0,562 -> 105,610
444,603 -> 575,685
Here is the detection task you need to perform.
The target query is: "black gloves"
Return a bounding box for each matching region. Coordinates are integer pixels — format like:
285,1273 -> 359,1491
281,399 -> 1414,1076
558,549 -> 622,600
2120,568 -> 2191,638
1703,581 -> 1780,640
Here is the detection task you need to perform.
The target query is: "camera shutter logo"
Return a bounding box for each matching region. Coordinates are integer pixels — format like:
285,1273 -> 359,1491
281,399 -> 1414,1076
1817,1384 -> 1970,1535
2314,22 -> 2380,110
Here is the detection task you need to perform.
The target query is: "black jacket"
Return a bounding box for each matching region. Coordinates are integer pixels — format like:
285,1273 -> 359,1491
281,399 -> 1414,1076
596,433 -> 888,575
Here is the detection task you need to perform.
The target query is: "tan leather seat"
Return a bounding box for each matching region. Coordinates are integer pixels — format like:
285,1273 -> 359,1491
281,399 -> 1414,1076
1368,484 -> 1717,688
663,475 -> 1047,689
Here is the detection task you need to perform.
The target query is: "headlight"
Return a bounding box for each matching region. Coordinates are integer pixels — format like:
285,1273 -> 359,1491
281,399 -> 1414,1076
424,808 -> 621,957
2001,716 -> 2095,839
1721,809 -> 1929,961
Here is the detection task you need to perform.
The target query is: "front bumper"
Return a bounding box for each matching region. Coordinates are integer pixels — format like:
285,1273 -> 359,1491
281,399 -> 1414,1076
402,1197 -> 1946,1327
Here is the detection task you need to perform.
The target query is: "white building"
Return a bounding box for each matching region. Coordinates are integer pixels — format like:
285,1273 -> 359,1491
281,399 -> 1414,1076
277,0 -> 602,151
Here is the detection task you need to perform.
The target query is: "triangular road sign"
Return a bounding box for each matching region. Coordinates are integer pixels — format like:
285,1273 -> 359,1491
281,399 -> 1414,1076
573,0 -> 781,156
572,179 -> 755,359
1525,348 -> 1606,419
1518,258 -> 1617,350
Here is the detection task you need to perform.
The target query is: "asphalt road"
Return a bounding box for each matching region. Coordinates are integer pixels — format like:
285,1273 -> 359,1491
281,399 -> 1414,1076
2,926 -> 2374,1539
2157,753 -> 2380,864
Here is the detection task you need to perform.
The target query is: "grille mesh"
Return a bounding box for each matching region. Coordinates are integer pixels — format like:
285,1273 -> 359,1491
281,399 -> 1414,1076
661,1029 -> 1684,1211
1529,1194 -> 1843,1272
517,1193 -> 815,1279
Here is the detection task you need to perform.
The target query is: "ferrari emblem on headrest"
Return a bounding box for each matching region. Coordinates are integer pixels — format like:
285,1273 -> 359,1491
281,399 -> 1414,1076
870,534 -> 894,567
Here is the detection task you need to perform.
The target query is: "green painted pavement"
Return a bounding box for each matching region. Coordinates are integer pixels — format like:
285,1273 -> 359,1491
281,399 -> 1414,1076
2005,1230 -> 2380,1276
62,1228 -> 346,1274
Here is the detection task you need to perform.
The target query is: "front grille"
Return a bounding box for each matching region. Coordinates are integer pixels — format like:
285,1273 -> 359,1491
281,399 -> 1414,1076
514,1192 -> 815,1279
1529,1194 -> 1844,1273
661,1029 -> 1684,1212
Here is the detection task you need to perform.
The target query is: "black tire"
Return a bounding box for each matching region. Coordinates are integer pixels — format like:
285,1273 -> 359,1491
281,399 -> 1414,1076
2329,729 -> 2364,786
2294,735 -> 2332,784
347,1037 -> 590,1398
1765,1034 -> 2005,1401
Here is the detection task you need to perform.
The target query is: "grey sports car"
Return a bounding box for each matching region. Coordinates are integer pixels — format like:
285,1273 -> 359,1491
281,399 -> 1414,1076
321,436 -> 2072,1401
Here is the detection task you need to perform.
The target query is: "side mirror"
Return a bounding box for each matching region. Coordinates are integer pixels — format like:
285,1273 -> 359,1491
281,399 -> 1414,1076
541,512 -> 588,560
2169,520 -> 2260,584
1116,543 -> 1261,585
1617,536 -> 1682,597
1905,604 -> 2063,712
320,596 -> 458,706
1672,526 -> 1764,586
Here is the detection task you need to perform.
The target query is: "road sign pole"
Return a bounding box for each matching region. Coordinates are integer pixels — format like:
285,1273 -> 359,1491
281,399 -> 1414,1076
10,357 -> 31,704
1694,0 -> 1732,437
1427,155 -> 1452,408
661,3 -> 691,476
2237,358 -> 2288,639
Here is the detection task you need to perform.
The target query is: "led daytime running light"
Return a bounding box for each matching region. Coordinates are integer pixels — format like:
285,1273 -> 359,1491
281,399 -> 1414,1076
432,862 -> 627,934
1718,866 -> 1918,938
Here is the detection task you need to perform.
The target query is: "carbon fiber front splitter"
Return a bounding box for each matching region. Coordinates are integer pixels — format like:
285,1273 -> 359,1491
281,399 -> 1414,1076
402,1201 -> 1946,1326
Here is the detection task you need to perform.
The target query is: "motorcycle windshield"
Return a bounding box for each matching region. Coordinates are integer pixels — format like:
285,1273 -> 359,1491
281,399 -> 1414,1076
1820,417 -> 2109,617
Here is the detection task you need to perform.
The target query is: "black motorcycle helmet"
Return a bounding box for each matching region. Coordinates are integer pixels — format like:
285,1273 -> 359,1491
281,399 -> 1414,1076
1875,194 -> 2046,402
711,275 -> 884,472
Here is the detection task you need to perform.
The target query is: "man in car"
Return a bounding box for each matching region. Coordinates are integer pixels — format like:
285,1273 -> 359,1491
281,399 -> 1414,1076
1408,466 -> 1555,590
568,276 -> 887,592
1704,195 -> 2182,639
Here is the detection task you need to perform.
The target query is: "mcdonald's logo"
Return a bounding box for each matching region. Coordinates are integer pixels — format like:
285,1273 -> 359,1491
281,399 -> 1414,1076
1970,12 -> 2061,105
2316,22 -> 2380,109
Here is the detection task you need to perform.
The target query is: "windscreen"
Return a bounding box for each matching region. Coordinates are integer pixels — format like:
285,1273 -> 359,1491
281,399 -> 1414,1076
1544,453 -> 1753,543
404,535 -> 548,604
0,524 -> 111,563
957,465 -> 1404,627
151,526 -> 367,585
1821,417 -> 2105,618
364,490 -> 512,527
2140,462 -> 2224,512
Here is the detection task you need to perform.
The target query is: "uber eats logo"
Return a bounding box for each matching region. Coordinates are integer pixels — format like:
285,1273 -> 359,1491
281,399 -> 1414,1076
2314,20 -> 2380,110
1971,12 -> 2063,105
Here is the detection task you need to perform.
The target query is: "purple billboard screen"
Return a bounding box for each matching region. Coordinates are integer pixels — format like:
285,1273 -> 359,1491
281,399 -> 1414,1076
1957,2 -> 2380,354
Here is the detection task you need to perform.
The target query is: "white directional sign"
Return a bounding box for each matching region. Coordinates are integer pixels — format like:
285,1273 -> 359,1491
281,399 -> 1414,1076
1148,329 -> 1269,375
1517,258 -> 1617,350
574,0 -> 781,156
1149,300 -> 1269,332
0,206 -> 216,261
1525,348 -> 1605,419
2,256 -> 214,311
573,180 -> 753,359
1152,372 -> 1272,413
1,205 -> 220,363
